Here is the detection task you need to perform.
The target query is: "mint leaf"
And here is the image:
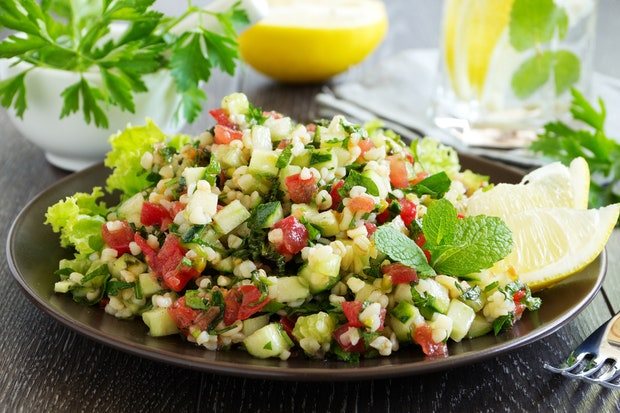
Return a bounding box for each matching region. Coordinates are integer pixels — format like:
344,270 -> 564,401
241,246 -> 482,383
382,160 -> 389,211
341,170 -> 380,197
422,199 -> 457,246
276,145 -> 293,168
554,50 -> 580,95
407,172 -> 451,198
511,51 -> 553,99
429,215 -> 513,276
373,226 -> 435,277
509,0 -> 565,51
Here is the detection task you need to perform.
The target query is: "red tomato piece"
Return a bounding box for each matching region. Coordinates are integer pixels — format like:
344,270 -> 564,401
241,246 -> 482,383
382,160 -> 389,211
223,288 -> 242,325
141,202 -> 172,227
285,173 -> 317,204
209,108 -> 234,128
376,208 -> 390,224
399,198 -> 417,227
405,152 -> 415,164
273,216 -> 309,255
306,123 -> 317,132
214,124 -> 243,144
413,324 -> 448,357
330,180 -> 345,208
382,263 -> 418,284
513,290 -> 526,303
157,234 -> 186,277
277,139 -> 290,149
364,222 -> 377,236
457,213 -> 465,219
341,301 -> 364,328
358,139 -> 374,158
163,267 -> 198,293
388,156 -> 410,189
423,250 -> 431,263
133,233 -> 158,268
170,201 -> 185,218
411,171 -> 429,185
415,233 -> 426,248
168,297 -> 199,332
333,324 -> 366,353
513,290 -> 527,320
101,221 -> 134,255
237,285 -> 271,321
280,316 -> 297,341
348,196 -> 376,213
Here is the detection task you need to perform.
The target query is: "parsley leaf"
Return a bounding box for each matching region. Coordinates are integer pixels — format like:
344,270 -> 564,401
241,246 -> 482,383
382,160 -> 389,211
341,170 -> 380,197
0,72 -> 27,117
373,225 -> 435,277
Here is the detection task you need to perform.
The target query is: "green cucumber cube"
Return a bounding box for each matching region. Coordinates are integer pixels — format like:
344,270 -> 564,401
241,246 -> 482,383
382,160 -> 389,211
249,149 -> 279,177
243,323 -> 293,359
142,308 -> 179,337
213,200 -> 251,234
446,299 -> 476,342
139,273 -> 162,297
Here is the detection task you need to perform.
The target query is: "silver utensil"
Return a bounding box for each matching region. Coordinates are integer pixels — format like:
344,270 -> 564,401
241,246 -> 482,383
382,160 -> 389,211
544,312 -> 620,389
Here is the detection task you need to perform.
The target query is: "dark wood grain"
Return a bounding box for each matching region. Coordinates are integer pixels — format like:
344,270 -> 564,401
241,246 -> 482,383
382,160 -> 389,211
2,0 -> 620,412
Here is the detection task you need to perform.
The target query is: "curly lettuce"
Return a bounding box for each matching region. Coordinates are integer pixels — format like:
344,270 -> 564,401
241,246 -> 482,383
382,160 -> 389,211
105,119 -> 166,196
45,187 -> 107,255
411,137 -> 460,177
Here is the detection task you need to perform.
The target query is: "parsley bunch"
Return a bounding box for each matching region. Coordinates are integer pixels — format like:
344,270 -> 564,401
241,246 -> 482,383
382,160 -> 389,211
0,0 -> 249,128
531,88 -> 620,211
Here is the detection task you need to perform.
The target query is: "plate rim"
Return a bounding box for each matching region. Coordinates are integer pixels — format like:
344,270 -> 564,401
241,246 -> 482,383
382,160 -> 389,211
6,161 -> 608,381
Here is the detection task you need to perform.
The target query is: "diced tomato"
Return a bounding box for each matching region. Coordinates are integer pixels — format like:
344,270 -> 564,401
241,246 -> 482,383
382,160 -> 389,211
264,110 -> 283,119
404,152 -> 415,164
388,156 -> 410,189
101,221 -> 134,255
306,123 -> 317,132
280,316 -> 298,341
223,285 -> 270,324
209,108 -> 234,128
273,216 -> 309,256
413,324 -> 448,357
157,235 -> 186,277
141,202 -> 172,228
277,139 -> 290,149
411,171 -> 429,185
333,324 -> 365,353
423,250 -> 431,262
378,308 -> 387,331
376,208 -> 390,224
513,289 -> 527,319
382,263 -> 418,285
237,285 -> 271,320
348,196 -> 375,213
358,139 -> 374,158
457,213 -> 465,219
399,198 -> 417,227
133,233 -> 158,267
341,301 -> 364,328
168,297 -> 199,332
214,124 -> 243,144
415,233 -> 426,248
330,180 -> 345,208
364,222 -> 377,236
285,173 -> 317,204
513,289 -> 526,303
163,267 -> 198,292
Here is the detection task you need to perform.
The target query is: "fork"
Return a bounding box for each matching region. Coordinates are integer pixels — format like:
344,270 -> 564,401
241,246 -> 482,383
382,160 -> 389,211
544,312 -> 620,389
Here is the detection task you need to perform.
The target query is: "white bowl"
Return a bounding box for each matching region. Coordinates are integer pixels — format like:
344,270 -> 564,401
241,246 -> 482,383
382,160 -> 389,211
0,60 -> 183,171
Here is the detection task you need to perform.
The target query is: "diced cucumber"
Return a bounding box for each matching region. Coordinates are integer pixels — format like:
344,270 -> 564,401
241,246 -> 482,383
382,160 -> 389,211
212,200 -> 251,234
243,323 -> 293,359
362,169 -> 390,199
291,203 -> 319,219
389,301 -> 423,342
391,301 -> 417,324
392,283 -> 413,303
299,251 -> 341,294
54,280 -> 73,293
212,145 -> 246,168
213,256 -> 234,273
308,211 -> 339,237
354,283 -> 374,302
242,314 -> 270,337
446,299 -> 476,342
331,147 -> 351,167
251,126 -> 272,151
309,149 -> 337,171
139,273 -> 162,297
253,202 -> 283,229
290,151 -> 311,167
142,308 -> 179,337
269,276 -> 310,303
467,315 -> 493,339
413,279 -> 450,318
264,116 -> 292,140
182,167 -> 206,187
249,149 -> 279,177
221,92 -> 249,115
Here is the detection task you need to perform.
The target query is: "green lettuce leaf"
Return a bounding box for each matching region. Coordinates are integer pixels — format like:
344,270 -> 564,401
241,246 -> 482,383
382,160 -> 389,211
45,187 -> 107,255
105,119 -> 166,196
411,137 -> 460,177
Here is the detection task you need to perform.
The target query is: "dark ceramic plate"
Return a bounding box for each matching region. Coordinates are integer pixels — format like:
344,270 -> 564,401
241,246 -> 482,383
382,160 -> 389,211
7,155 -> 606,381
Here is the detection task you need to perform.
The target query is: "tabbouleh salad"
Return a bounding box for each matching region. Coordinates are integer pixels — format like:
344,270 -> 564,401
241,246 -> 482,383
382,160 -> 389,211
45,93 -> 540,361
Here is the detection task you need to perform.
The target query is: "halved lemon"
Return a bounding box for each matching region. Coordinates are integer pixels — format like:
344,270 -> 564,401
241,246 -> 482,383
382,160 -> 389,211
238,0 -> 388,83
499,204 -> 619,291
466,157 -> 590,217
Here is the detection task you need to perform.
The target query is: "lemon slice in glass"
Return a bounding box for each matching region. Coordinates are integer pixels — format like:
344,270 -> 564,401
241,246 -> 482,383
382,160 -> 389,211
239,0 -> 388,83
499,204 -> 619,291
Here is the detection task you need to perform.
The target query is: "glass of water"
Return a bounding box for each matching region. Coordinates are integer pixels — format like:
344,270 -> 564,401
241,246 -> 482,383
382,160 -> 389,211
431,0 -> 597,148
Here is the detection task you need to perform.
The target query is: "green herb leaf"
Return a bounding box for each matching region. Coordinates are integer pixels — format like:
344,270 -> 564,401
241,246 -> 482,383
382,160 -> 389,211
511,51 -> 553,99
492,314 -> 514,335
0,34 -> 47,58
247,103 -> 267,125
422,199 -> 457,246
341,170 -> 380,197
101,69 -> 135,112
407,172 -> 451,198
0,72 -> 27,118
373,226 -> 435,277
60,81 -> 81,119
309,151 -> 332,165
251,202 -> 282,229
276,145 -> 293,168
106,280 -> 134,296
79,78 -> 109,128
509,0 -> 567,51
185,290 -> 210,310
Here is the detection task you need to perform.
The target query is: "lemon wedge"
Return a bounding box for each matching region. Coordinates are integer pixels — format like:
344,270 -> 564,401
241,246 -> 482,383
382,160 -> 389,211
500,204 -> 619,291
238,0 -> 388,83
466,157 -> 590,217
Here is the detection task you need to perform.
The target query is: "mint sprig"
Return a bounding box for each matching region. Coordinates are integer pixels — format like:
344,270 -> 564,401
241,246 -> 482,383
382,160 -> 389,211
509,0 -> 580,99
373,226 -> 435,277
422,200 -> 513,277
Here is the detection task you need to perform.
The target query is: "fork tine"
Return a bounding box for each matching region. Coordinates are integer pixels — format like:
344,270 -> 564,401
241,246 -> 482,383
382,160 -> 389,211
592,366 -> 620,389
543,352 -> 590,374
574,356 -> 608,378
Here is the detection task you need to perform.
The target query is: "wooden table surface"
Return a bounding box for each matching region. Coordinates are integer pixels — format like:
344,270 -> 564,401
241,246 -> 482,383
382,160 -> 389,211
2,1 -> 620,411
